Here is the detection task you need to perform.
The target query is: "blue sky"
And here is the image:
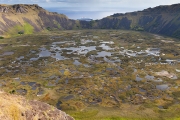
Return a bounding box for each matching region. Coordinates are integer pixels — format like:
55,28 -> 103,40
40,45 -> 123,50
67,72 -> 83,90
0,0 -> 179,19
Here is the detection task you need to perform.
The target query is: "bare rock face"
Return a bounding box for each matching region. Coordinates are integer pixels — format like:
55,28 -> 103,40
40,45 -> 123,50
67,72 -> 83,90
0,4 -> 74,36
0,90 -> 74,120
33,4 -> 42,10
26,101 -> 74,120
0,4 -> 42,13
12,5 -> 28,13
0,6 -> 9,13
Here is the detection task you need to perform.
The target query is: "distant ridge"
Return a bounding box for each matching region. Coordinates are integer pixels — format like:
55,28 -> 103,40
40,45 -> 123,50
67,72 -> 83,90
1,3 -> 180,38
77,18 -> 93,21
80,3 -> 180,38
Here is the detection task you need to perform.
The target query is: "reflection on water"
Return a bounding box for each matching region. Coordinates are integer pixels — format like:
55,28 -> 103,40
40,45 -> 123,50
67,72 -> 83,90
30,58 -> 39,61
156,84 -> 169,91
31,40 -> 118,64
52,52 -> 65,60
99,44 -> 113,50
16,56 -> 24,60
96,51 -> 112,57
73,60 -> 82,66
39,49 -> 51,57
145,75 -> 154,80
1,51 -> 14,56
136,75 -> 143,81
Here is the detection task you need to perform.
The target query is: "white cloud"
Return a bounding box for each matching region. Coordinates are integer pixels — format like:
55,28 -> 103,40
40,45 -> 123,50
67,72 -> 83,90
1,0 -> 179,7
46,0 -> 50,2
0,0 -> 179,19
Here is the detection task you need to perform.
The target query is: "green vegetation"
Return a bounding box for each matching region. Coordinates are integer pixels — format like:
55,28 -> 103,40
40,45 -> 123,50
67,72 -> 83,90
67,110 -> 99,120
132,26 -> 144,31
0,36 -> 4,39
46,27 -> 52,31
5,22 -> 34,37
18,31 -> 24,35
53,20 -> 62,29
0,30 -> 179,119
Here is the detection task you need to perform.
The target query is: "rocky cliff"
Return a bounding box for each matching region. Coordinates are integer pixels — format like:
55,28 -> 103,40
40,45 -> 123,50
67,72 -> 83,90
1,3 -> 180,38
80,3 -> 180,38
0,4 -> 76,37
0,90 -> 74,120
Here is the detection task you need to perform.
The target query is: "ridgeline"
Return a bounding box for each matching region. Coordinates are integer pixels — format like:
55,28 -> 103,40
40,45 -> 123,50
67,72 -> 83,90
0,3 -> 180,38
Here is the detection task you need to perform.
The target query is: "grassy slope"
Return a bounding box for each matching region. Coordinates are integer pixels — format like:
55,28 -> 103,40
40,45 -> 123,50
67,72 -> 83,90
0,11 -> 69,37
0,5 -> 45,37
5,22 -> 34,37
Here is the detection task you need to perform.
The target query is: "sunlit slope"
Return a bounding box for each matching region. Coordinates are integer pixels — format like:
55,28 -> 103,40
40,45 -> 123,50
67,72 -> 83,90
0,4 -> 75,37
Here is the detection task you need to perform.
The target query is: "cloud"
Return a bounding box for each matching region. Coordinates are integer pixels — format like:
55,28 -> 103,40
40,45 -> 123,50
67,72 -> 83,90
40,0 -> 180,8
0,0 -> 179,6
0,0 -> 179,13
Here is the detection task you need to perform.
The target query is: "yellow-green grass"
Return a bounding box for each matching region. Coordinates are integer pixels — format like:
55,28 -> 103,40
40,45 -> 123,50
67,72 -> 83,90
5,22 -> 34,37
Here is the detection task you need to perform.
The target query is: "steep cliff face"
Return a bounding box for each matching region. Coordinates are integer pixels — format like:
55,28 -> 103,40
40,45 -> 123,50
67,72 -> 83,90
89,3 -> 180,38
38,11 -> 76,30
0,4 -> 76,37
0,90 -> 74,120
1,3 -> 180,38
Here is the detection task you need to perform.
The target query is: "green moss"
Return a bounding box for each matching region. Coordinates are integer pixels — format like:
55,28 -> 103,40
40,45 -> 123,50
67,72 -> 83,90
53,20 -> 62,29
100,117 -> 154,120
23,23 -> 34,34
6,22 -> 34,37
131,25 -> 144,31
0,36 -> 4,39
173,118 -> 180,120
67,110 -> 99,120
46,27 -> 52,31
101,117 -> 129,120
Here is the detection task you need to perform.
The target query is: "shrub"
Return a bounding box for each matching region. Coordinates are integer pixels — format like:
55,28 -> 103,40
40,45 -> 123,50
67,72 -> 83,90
18,31 -> 24,35
46,27 -> 52,31
9,90 -> 15,94
0,36 -> 4,39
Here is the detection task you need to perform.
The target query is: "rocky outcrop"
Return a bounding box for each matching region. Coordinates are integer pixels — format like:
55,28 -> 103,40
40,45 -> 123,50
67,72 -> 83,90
0,4 -> 77,36
13,4 -> 28,13
0,6 -> 9,13
0,90 -> 74,120
0,4 -> 41,13
38,11 -> 76,30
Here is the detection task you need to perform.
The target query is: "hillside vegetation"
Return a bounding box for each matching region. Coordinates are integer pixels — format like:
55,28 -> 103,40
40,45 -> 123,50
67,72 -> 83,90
0,4 -> 76,37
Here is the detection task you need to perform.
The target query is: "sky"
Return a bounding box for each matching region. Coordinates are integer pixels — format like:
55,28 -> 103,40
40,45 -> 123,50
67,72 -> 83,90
0,0 -> 180,19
